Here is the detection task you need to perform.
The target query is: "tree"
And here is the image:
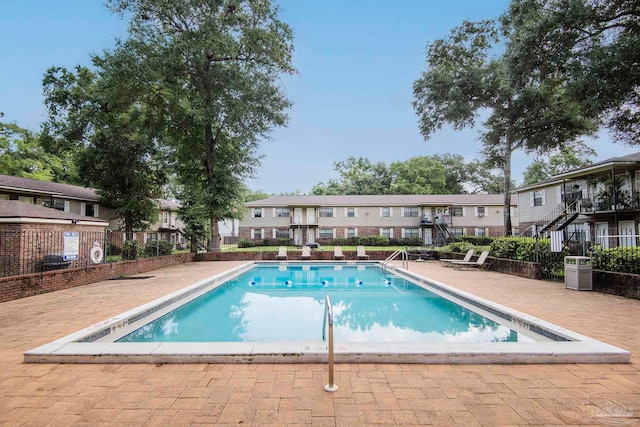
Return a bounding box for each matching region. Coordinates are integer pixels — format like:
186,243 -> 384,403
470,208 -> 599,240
413,19 -> 596,235
389,157 -> 448,194
506,0 -> 640,144
522,142 -> 597,185
311,157 -> 392,195
42,43 -> 168,239
107,0 -> 295,251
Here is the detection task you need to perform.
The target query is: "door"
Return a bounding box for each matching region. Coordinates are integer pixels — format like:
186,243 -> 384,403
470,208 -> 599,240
618,220 -> 636,248
423,230 -> 433,245
307,208 -> 317,225
306,228 -> 315,244
595,222 -> 609,249
293,228 -> 303,245
293,208 -> 302,225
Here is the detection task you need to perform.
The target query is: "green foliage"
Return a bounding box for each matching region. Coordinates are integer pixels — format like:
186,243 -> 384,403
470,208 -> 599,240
444,241 -> 474,253
276,238 -> 291,246
490,237 -> 568,276
459,235 -> 494,246
332,238 -> 348,246
122,240 -> 140,260
391,237 -> 422,246
142,240 -> 173,257
237,239 -> 255,248
590,246 -> 640,274
351,236 -> 390,246
523,142 -> 596,185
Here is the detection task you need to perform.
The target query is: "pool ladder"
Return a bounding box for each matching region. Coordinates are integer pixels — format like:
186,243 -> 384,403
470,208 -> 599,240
382,250 -> 408,270
322,295 -> 338,392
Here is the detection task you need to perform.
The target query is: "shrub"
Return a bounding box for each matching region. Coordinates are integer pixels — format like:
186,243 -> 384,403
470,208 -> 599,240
392,237 -> 422,246
237,238 -> 255,248
444,241 -> 474,253
350,236 -> 390,246
332,238 -> 348,246
106,243 -> 121,256
460,235 -> 494,246
276,238 -> 291,246
490,236 -> 568,276
143,240 -> 173,257
590,246 -> 640,274
122,240 -> 139,260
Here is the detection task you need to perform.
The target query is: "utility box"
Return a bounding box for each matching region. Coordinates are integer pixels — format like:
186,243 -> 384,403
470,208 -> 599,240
564,256 -> 592,290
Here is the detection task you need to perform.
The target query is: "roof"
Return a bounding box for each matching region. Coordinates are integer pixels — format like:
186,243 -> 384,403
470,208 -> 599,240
0,200 -> 108,224
516,151 -> 640,192
245,194 -> 516,207
0,174 -> 99,201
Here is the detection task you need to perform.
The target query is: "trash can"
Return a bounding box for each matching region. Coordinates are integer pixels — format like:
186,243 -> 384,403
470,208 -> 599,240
564,256 -> 592,290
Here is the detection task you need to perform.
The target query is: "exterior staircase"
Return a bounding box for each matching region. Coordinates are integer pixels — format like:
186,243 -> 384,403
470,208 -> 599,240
435,221 -> 457,244
519,199 -> 580,238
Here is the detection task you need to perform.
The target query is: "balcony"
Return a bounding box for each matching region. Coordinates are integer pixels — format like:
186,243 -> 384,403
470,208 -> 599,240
578,192 -> 640,214
290,216 -> 319,226
419,219 -> 434,227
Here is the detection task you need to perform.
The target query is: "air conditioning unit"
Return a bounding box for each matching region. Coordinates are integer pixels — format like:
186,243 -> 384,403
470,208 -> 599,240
478,213 -> 484,217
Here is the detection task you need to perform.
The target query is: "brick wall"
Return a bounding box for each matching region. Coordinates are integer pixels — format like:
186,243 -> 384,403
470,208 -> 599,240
0,253 -> 195,303
593,271 -> 640,300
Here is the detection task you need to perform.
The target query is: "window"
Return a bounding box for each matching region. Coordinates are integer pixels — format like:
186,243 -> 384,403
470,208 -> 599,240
252,229 -> 262,239
380,228 -> 392,238
381,207 -> 391,217
162,212 -> 169,223
475,228 -> 486,237
319,208 -> 334,218
476,207 -> 485,217
346,228 -> 356,238
275,229 -> 290,239
84,203 -> 96,217
147,233 -> 158,241
275,208 -> 290,218
451,228 -> 463,237
533,190 -> 544,206
403,207 -> 419,217
43,199 -> 66,211
318,228 -> 334,239
346,208 -> 355,218
402,228 -> 419,238
451,207 -> 463,217
253,208 -> 262,218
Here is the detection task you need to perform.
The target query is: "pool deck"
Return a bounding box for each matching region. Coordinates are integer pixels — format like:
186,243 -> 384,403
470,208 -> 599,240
1,260 -> 639,425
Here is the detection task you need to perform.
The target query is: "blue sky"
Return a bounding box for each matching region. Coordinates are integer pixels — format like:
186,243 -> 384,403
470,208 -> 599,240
1,0 -> 636,194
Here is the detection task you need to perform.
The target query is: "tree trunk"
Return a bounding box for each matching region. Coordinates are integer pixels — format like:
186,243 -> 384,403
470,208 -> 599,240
124,212 -> 134,241
503,145 -> 513,236
209,215 -> 221,251
190,234 -> 197,253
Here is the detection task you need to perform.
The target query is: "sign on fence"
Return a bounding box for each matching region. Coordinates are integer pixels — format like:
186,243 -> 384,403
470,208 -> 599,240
63,231 -> 79,261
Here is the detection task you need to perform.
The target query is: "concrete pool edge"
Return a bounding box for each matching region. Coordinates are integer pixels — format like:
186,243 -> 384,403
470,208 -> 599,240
23,261 -> 632,364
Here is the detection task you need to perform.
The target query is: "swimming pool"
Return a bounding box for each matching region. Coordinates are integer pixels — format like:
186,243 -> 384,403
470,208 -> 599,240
25,261 -> 631,364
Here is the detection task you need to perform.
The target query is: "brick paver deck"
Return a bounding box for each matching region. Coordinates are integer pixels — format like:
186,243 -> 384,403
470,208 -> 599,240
1,260 -> 639,426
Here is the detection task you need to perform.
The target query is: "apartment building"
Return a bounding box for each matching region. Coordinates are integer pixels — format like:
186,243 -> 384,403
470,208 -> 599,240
241,194 -> 518,246
514,152 -> 640,248
0,174 -> 185,247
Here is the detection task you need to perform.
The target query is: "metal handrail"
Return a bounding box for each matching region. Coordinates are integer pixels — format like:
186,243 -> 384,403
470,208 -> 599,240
322,295 -> 338,392
382,250 -> 408,270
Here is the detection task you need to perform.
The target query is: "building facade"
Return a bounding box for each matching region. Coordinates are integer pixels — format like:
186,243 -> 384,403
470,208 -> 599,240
514,152 -> 640,248
241,194 -> 518,246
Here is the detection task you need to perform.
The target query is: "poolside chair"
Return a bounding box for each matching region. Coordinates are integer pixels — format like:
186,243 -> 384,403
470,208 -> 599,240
449,251 -> 490,270
333,246 -> 345,260
276,246 -> 287,260
301,246 -> 312,260
356,245 -> 369,260
439,249 -> 474,267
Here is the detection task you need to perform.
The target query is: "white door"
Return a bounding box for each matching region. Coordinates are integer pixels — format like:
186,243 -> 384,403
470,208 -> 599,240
423,230 -> 432,245
294,208 -> 302,225
307,208 -> 317,225
618,220 -> 636,247
595,222 -> 609,249
293,228 -> 303,245
306,229 -> 315,244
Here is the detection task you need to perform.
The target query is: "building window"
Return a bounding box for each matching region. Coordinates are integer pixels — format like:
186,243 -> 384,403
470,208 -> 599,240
252,229 -> 262,239
275,229 -> 290,239
253,208 -> 262,218
275,208 -> 290,218
451,207 -> 463,217
85,203 -> 96,217
402,228 -> 419,238
43,199 -> 65,211
162,212 -> 169,223
403,207 -> 419,217
533,191 -> 543,206
381,207 -> 391,217
318,228 -> 334,239
346,208 -> 355,218
451,228 -> 463,236
319,208 -> 334,218
476,207 -> 485,217
147,233 -> 158,241
380,228 -> 392,238
475,228 -> 486,237
346,228 -> 356,238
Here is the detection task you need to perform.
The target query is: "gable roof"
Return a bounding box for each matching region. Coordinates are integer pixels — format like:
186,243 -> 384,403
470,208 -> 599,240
0,174 -> 99,201
246,194 -> 515,207
515,151 -> 640,192
0,200 -> 108,224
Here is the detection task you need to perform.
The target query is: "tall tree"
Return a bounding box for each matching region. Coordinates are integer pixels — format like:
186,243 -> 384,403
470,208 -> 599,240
413,20 -> 596,235
311,157 -> 392,195
107,0 -> 295,251
43,43 -> 167,239
522,142 -> 597,185
389,157 -> 448,194
506,0 -> 640,144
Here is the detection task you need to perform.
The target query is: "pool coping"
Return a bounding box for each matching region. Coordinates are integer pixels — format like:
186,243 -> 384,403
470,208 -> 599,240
24,261 -> 631,364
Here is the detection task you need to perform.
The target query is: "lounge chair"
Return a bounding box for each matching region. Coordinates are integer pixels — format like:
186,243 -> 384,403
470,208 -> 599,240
333,246 -> 345,260
439,249 -> 474,267
276,246 -> 287,260
356,245 -> 369,260
301,246 -> 312,260
449,251 -> 490,270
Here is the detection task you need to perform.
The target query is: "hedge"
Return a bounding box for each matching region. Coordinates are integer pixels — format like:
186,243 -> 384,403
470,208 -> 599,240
590,246 -> 640,274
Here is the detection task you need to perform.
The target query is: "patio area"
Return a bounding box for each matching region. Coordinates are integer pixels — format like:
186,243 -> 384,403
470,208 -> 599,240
1,260 -> 639,426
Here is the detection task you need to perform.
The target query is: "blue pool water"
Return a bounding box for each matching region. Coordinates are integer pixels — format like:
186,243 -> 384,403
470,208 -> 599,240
118,264 -> 523,343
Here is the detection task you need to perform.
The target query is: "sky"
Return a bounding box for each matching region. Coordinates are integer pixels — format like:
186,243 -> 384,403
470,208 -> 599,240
1,0 -> 637,195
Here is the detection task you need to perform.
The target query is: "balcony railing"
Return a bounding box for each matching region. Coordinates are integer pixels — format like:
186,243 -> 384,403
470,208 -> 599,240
578,192 -> 640,213
290,215 -> 319,226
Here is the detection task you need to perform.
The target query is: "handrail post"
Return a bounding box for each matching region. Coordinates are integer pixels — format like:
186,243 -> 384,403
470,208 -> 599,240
323,295 -> 338,392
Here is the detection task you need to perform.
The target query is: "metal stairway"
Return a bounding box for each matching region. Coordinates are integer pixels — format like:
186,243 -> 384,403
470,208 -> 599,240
435,221 -> 457,244
518,199 -> 580,238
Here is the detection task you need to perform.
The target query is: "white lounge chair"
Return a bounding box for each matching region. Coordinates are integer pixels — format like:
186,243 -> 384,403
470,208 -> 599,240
356,245 -> 369,260
449,251 -> 490,270
276,246 -> 287,260
301,246 -> 312,260
333,246 -> 345,260
440,249 -> 474,267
